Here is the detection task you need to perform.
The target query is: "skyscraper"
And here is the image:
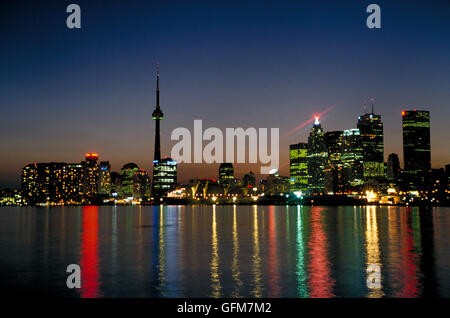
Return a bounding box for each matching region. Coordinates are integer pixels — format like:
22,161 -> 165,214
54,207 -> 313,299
120,163 -> 139,198
133,169 -> 152,200
324,131 -> 344,194
341,129 -> 364,191
98,161 -> 111,197
152,158 -> 177,194
307,115 -> 328,194
402,110 -> 431,190
357,104 -> 385,184
289,142 -> 308,193
386,153 -> 400,183
82,153 -> 99,203
66,163 -> 83,203
21,162 -> 83,205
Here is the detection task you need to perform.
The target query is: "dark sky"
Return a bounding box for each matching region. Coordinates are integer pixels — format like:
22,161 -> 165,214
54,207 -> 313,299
1,0 -> 450,187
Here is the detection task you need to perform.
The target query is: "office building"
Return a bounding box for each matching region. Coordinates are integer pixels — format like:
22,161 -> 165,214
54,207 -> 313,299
357,106 -> 385,180
289,142 -> 308,193
98,161 -> 111,196
218,163 -> 235,185
341,129 -> 364,191
324,131 -> 344,194
307,116 -> 328,194
82,152 -> 99,203
402,110 -> 431,190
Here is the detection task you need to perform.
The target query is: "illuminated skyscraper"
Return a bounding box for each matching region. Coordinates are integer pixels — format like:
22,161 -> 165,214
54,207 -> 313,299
120,163 -> 139,198
307,115 -> 328,194
98,161 -> 111,196
357,105 -> 385,181
66,163 -> 83,203
402,110 -> 431,190
82,153 -> 99,203
218,163 -> 235,185
21,162 -> 83,205
133,169 -> 152,200
341,129 -> 364,191
152,158 -> 177,194
21,163 -> 40,205
289,142 -> 308,193
324,131 -> 344,194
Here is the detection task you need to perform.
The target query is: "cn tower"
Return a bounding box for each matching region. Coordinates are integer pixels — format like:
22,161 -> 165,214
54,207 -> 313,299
152,64 -> 163,162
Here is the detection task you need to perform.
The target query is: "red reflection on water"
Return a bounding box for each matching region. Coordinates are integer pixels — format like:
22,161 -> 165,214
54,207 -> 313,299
307,207 -> 335,297
267,206 -> 280,297
395,210 -> 419,297
80,206 -> 101,298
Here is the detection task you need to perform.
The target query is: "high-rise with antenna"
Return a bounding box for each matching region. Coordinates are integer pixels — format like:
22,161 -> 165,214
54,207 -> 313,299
357,97 -> 385,185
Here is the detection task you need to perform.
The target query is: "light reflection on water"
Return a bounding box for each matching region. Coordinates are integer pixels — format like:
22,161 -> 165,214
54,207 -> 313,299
0,205 -> 449,298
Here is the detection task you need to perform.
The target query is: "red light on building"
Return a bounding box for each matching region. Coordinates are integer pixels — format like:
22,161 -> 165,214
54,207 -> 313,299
85,153 -> 99,159
402,111 -> 405,116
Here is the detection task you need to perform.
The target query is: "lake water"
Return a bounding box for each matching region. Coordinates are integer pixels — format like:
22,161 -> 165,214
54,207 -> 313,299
0,205 -> 449,298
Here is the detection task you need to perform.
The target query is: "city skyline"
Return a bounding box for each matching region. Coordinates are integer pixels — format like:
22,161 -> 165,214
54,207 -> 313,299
1,0 -> 450,187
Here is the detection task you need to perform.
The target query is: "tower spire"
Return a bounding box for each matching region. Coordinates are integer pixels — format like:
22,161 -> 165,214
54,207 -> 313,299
156,63 -> 160,109
370,97 -> 374,114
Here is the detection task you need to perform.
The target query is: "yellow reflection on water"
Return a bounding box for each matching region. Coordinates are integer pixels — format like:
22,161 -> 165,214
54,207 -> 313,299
210,205 -> 222,297
365,206 -> 384,298
231,205 -> 243,297
158,205 -> 166,295
252,205 -> 262,297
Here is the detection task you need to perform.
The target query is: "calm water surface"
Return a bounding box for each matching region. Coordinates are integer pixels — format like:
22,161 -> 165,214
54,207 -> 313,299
0,205 -> 449,298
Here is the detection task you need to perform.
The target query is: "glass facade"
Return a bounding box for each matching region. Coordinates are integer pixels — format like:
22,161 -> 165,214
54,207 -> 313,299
357,113 -> 385,179
402,110 -> 431,190
341,129 -> 364,190
153,158 -> 177,195
307,118 -> 328,194
289,142 -> 308,193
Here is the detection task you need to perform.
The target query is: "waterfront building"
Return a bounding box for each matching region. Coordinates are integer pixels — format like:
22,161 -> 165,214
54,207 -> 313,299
340,129 -> 364,191
152,158 -> 177,195
120,163 -> 140,198
261,169 -> 290,195
66,163 -> 83,203
133,169 -> 152,200
21,163 -> 40,205
82,152 -> 99,203
357,106 -> 385,181
324,131 -> 344,194
402,110 -> 431,190
218,163 -> 235,185
242,171 -> 256,188
110,171 -> 121,197
307,116 -> 328,194
21,162 -> 83,205
0,188 -> 21,206
98,161 -> 111,197
386,153 -> 401,183
289,142 -> 308,193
